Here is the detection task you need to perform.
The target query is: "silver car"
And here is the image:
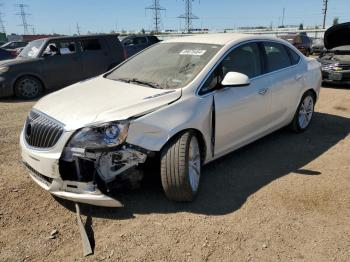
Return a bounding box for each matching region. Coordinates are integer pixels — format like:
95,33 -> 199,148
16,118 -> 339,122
20,33 -> 321,207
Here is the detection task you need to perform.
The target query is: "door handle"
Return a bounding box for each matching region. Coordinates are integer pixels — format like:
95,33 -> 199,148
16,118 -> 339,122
258,88 -> 268,95
295,74 -> 303,81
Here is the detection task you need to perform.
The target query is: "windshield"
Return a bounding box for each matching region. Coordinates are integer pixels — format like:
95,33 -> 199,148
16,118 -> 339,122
106,42 -> 223,89
18,39 -> 45,58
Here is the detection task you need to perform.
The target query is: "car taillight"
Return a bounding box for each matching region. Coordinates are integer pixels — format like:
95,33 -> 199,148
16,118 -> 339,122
123,48 -> 128,60
10,51 -> 17,57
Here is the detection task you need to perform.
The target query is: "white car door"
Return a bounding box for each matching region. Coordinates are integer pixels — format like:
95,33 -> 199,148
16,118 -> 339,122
205,42 -> 273,157
261,42 -> 303,128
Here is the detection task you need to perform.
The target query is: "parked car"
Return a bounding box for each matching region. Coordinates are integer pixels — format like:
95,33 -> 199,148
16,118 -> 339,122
0,48 -> 16,61
20,33 -> 321,207
0,34 -> 125,99
311,38 -> 326,55
121,35 -> 160,57
1,41 -> 28,50
279,34 -> 312,56
319,22 -> 350,84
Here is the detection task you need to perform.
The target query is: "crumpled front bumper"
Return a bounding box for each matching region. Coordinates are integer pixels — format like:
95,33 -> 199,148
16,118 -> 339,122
20,131 -> 124,207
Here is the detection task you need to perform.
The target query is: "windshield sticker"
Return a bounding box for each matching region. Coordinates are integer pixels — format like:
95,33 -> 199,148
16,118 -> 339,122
180,49 -> 207,56
28,47 -> 39,57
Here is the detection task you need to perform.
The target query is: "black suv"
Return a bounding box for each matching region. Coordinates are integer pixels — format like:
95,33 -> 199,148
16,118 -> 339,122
121,35 -> 160,57
0,34 -> 125,99
280,34 -> 312,56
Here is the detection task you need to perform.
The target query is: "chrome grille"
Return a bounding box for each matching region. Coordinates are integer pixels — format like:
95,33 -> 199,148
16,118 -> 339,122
24,110 -> 64,148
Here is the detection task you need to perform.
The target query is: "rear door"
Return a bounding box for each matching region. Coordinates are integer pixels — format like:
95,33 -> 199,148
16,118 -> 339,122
41,40 -> 84,88
79,38 -> 110,78
261,41 -> 303,127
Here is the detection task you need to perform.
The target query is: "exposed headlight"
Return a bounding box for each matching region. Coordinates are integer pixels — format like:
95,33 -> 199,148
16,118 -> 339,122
0,66 -> 9,73
67,121 -> 129,150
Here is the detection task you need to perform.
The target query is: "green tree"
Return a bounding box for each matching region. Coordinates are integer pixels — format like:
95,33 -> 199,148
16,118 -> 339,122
299,23 -> 304,30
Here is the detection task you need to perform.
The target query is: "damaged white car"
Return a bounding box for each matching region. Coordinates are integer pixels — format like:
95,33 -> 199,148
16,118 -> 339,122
20,34 -> 321,207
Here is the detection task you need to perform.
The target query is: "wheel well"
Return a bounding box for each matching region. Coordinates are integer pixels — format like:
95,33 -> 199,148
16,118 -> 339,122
13,75 -> 45,91
161,129 -> 207,162
305,88 -> 317,101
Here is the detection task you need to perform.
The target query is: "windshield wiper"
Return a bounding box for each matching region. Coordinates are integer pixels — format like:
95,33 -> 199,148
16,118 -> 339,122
115,78 -> 161,89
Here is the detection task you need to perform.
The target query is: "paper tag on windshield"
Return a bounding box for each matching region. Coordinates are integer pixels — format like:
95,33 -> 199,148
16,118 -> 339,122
180,49 -> 206,56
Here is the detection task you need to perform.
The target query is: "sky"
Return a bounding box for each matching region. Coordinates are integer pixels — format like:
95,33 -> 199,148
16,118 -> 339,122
1,0 -> 350,35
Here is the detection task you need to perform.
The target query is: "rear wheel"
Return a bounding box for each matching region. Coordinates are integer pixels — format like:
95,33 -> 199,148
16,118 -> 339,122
14,76 -> 43,99
290,91 -> 315,132
160,132 -> 201,202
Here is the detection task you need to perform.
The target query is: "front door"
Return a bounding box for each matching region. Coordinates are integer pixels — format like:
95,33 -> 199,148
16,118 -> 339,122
41,40 -> 83,89
212,42 -> 272,156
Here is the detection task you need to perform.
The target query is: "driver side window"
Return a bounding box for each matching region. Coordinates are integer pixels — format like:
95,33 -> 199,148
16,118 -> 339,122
199,42 -> 262,95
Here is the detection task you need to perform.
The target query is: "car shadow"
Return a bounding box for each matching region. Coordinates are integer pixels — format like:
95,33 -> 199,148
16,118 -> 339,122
57,112 -> 350,219
322,82 -> 350,89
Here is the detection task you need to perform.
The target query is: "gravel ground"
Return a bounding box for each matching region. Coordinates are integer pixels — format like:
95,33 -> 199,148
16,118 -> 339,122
0,86 -> 349,262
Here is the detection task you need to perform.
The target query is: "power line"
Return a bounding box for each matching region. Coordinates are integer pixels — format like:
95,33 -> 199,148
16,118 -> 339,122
15,3 -> 31,35
322,0 -> 328,29
178,0 -> 199,33
145,0 -> 166,33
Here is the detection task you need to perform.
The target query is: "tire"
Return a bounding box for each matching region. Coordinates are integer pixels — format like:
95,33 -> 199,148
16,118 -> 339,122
305,49 -> 311,57
160,131 -> 201,202
290,91 -> 315,133
14,76 -> 43,99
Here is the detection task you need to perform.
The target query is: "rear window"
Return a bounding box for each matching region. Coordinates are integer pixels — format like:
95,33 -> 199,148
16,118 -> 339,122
263,42 -> 292,72
80,39 -> 102,51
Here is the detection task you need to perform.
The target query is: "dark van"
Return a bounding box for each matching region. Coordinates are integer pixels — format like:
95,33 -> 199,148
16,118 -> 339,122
0,34 -> 125,99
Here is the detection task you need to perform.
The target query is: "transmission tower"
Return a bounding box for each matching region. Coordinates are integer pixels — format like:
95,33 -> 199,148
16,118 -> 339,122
16,4 -> 31,34
178,0 -> 199,33
0,4 -> 6,34
322,0 -> 328,29
145,0 -> 165,33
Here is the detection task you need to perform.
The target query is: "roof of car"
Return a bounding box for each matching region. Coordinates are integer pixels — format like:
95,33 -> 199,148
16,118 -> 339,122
163,33 -> 280,45
38,34 -> 119,42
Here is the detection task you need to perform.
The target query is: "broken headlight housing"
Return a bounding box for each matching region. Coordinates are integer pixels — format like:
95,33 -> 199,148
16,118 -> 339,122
67,121 -> 129,151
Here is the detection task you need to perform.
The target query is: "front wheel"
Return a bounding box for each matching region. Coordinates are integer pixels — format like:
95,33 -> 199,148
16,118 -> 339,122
160,132 -> 201,202
14,76 -> 43,99
290,91 -> 315,132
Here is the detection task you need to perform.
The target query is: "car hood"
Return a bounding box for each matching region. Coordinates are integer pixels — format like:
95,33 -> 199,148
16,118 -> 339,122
34,76 -> 182,131
324,22 -> 350,50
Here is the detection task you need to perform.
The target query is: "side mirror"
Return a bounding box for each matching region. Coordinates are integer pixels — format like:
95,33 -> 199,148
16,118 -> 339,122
221,72 -> 250,87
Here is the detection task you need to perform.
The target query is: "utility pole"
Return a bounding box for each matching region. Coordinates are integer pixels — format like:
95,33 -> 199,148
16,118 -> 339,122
16,4 -> 31,35
76,23 -> 81,35
145,0 -> 165,33
178,0 -> 199,33
281,8 -> 285,28
322,0 -> 328,29
0,4 -> 6,34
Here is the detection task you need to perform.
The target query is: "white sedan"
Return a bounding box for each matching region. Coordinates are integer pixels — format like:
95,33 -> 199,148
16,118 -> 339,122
20,33 -> 321,207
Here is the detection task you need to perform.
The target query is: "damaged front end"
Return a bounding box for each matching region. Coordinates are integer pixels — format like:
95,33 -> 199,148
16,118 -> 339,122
58,121 -> 151,206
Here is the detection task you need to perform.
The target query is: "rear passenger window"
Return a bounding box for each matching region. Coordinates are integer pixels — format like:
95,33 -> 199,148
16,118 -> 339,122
133,37 -> 147,45
287,47 -> 300,65
80,39 -> 102,51
263,42 -> 292,72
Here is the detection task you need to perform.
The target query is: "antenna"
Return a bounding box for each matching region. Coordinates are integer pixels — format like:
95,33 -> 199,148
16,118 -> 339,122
15,3 -> 31,35
178,0 -> 199,33
145,0 -> 166,33
322,0 -> 328,29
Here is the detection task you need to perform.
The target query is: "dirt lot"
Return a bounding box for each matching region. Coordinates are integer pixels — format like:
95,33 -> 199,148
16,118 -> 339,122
0,86 -> 349,262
